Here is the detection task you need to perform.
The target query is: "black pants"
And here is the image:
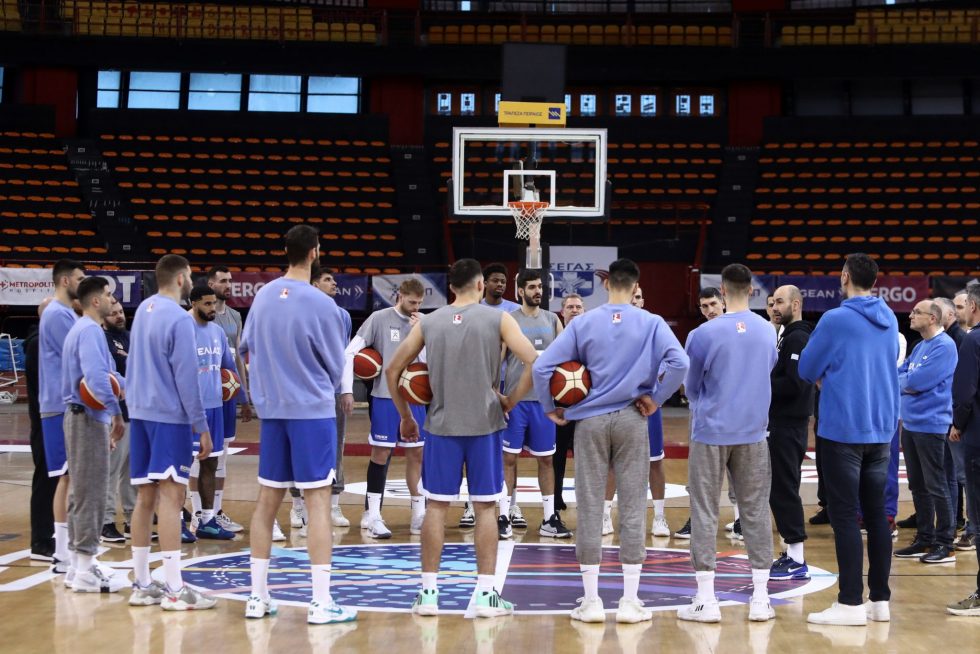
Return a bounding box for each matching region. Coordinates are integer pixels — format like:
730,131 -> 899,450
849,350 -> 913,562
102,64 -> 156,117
554,421 -> 575,511
768,424 -> 808,544
902,428 -> 954,547
964,445 -> 980,591
821,437 -> 892,606
29,414 -> 57,548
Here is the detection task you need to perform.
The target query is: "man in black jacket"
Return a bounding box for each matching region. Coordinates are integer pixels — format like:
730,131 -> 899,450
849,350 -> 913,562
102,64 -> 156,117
27,298 -> 57,560
101,297 -> 136,543
767,285 -> 815,580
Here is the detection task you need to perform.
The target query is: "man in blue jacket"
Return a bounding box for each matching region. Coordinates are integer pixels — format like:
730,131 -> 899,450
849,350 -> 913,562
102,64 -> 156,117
893,301 -> 958,564
799,253 -> 899,627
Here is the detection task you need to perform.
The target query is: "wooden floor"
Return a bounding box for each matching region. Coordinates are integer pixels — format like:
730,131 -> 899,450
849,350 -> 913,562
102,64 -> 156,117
1,406 -> 979,653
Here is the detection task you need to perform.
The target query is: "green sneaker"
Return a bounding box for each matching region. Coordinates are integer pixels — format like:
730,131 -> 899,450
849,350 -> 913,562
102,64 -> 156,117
412,588 -> 439,616
947,591 -> 980,616
474,589 -> 514,618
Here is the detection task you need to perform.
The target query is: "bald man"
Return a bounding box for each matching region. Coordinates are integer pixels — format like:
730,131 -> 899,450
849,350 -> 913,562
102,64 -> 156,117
768,285 -> 816,579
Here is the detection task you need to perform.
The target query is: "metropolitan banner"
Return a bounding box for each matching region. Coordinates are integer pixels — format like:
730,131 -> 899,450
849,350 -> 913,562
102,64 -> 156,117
371,273 -> 447,310
699,274 -> 930,312
548,246 -> 619,312
0,268 -> 144,307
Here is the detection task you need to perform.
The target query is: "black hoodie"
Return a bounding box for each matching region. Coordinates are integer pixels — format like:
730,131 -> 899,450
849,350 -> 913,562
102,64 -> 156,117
769,319 -> 815,427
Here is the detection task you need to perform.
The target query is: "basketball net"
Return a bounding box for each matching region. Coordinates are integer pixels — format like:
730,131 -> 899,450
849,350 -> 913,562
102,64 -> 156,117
508,200 -> 548,269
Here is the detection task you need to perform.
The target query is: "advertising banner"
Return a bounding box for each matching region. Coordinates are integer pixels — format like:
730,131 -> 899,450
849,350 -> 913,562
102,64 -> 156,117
548,246 -> 618,312
371,273 -> 447,311
0,268 -> 144,307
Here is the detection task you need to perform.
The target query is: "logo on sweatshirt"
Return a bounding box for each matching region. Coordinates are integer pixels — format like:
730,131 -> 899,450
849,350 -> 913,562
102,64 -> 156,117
146,302 -> 154,313
279,288 -> 290,300
452,313 -> 462,325
390,328 -> 401,342
612,312 -> 622,324
736,322 -> 746,333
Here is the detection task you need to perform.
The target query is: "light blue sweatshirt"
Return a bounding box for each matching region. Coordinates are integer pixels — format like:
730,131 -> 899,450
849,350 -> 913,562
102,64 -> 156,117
685,310 -> 778,445
533,304 -> 688,420
127,294 -> 208,433
194,321 -> 237,410
39,299 -> 77,414
61,316 -> 123,424
899,331 -> 958,434
240,277 -> 347,420
798,295 -> 900,444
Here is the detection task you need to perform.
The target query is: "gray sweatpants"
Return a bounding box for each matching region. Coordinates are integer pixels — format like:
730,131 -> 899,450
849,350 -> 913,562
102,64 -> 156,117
104,422 -> 136,524
689,440 -> 773,571
575,407 -> 649,565
64,410 -> 111,557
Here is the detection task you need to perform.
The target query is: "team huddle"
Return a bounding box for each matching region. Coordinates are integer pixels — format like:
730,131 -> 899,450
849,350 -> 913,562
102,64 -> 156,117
34,225 -> 980,626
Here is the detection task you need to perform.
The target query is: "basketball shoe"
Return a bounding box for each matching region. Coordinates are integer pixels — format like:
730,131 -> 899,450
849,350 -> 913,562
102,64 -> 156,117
331,505 -> 350,528
509,504 -> 527,529
216,511 -> 244,533
459,502 -> 475,528
651,516 -> 670,537
308,599 -> 357,624
161,585 -> 217,611
497,515 -> 513,540
602,513 -> 614,536
540,514 -> 572,538
677,597 -> 722,623
129,581 -> 167,606
271,520 -> 286,542
769,553 -> 810,580
72,565 -> 129,593
474,589 -> 514,618
947,591 -> 980,616
616,598 -> 653,624
570,596 -> 605,623
412,589 -> 439,616
674,517 -> 692,539
245,595 -> 279,619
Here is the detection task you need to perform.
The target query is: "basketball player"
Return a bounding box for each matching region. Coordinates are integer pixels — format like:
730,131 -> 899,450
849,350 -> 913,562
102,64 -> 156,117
499,269 -> 569,540
240,225 -> 355,624
533,258 -> 688,624
387,258 -> 539,617
554,293 -> 585,514
39,258 -> 85,576
346,278 -> 427,539
205,266 -> 252,535
128,254 -> 215,610
187,286 -> 239,540
680,264 -> 777,624
60,276 -> 128,592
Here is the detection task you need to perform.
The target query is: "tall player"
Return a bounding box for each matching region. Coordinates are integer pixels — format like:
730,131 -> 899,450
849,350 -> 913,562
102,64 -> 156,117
346,278 -> 427,539
387,258 -> 539,617
241,225 -> 355,624
39,258 -> 85,576
128,254 -> 215,610
499,270 -> 569,540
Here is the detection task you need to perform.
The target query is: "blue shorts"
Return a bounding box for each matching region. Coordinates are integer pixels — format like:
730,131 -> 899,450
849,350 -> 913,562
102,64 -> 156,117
194,407 -> 225,458
502,401 -> 557,456
649,409 -> 664,462
258,418 -> 337,490
42,414 -> 68,478
421,432 -> 505,502
222,399 -> 238,442
130,419 -> 194,485
369,397 -> 427,448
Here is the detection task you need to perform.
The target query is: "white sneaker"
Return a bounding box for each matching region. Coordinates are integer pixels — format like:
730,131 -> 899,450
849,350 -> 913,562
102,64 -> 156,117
410,512 -> 425,536
749,597 -> 775,622
864,600 -> 890,622
725,520 -> 735,532
602,513 -> 614,536
570,596 -> 606,623
677,597 -> 722,623
807,602 -> 867,626
271,520 -> 286,542
331,505 -> 350,527
458,503 -> 475,528
298,520 -> 307,538
190,511 -> 201,532
651,515 -> 670,537
129,580 -> 167,606
290,505 -> 307,529
161,585 -> 218,611
308,599 -> 357,624
63,566 -> 76,588
245,595 -> 279,619
367,516 -> 392,539
509,503 -> 527,529
72,565 -> 130,593
360,512 -> 373,530
216,512 -> 244,533
616,597 -> 653,623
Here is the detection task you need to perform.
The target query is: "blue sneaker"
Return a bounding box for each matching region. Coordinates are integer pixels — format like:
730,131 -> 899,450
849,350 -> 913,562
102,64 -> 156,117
769,553 -> 809,580
196,517 -> 236,540
181,520 -> 197,544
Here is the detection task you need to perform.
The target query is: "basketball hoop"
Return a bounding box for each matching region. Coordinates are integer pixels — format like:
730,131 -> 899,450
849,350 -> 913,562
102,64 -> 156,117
508,200 -> 548,269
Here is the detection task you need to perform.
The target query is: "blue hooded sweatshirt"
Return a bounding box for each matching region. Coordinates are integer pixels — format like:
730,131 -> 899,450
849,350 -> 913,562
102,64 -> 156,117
899,331 -> 957,434
798,295 -> 900,444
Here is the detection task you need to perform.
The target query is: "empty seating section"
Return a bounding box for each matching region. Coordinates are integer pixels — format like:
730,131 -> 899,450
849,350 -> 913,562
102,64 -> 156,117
99,133 -> 403,267
62,1 -> 380,43
750,139 -> 980,270
426,23 -> 733,46
781,8 -> 980,46
1,0 -> 20,31
0,131 -> 107,261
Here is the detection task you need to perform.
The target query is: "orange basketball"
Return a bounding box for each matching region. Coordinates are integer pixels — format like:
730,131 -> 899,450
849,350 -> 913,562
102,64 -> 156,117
79,374 -> 122,410
354,347 -> 383,380
398,362 -> 432,406
549,361 -> 592,407
221,368 -> 242,402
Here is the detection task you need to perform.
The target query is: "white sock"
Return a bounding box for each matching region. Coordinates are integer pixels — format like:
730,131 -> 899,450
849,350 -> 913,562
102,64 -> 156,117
695,570 -> 715,601
189,491 -> 201,516
511,485 -> 518,505
733,504 -> 740,521
133,546 -> 151,587
367,492 -> 382,518
623,563 -> 642,602
751,568 -> 769,601
54,522 -> 69,561
311,564 -> 332,605
161,550 -> 182,591
411,496 -> 425,519
190,458 -> 200,478
213,490 -> 224,514
477,574 -> 495,594
421,572 -> 437,591
604,500 -> 613,517
542,494 -> 556,521
330,494 -> 340,508
250,558 -> 270,600
76,553 -> 94,571
202,509 -> 215,524
653,499 -> 665,518
69,550 -> 77,570
499,490 -> 511,520
787,542 -> 805,564
581,564 -> 600,601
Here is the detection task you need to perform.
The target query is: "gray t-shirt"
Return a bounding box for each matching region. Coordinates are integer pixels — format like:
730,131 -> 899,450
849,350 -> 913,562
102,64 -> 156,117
503,308 -> 559,397
357,307 -> 413,399
420,303 -> 506,436
213,305 -> 242,349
